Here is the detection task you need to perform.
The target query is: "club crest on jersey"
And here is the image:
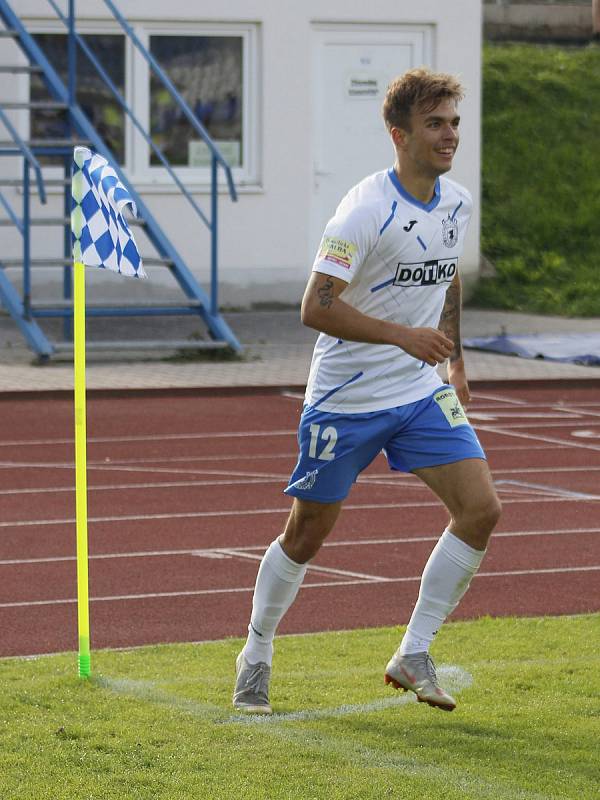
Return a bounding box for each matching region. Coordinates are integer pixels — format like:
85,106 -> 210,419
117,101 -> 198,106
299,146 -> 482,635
393,259 -> 457,287
442,214 -> 459,248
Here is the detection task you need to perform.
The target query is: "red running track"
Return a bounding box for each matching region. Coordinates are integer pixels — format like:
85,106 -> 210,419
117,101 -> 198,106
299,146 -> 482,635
0,382 -> 599,657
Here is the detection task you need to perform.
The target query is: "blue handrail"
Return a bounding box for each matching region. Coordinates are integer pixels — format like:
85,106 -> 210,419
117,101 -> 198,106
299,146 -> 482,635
45,0 -> 213,229
0,190 -> 23,234
101,0 -> 237,202
0,107 -> 46,203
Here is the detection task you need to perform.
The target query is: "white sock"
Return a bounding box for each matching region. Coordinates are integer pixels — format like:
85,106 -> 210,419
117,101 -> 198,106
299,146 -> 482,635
399,529 -> 486,655
242,538 -> 307,666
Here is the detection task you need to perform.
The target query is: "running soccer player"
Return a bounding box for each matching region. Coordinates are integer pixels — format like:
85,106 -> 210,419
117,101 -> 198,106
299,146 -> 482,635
233,67 -> 501,714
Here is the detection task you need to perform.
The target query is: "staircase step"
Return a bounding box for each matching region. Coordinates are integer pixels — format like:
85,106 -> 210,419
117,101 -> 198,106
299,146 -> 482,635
0,29 -> 17,37
52,339 -> 229,352
0,178 -> 71,187
0,101 -> 68,110
0,216 -> 144,226
0,138 -> 92,149
0,65 -> 43,74
33,300 -> 202,309
1,256 -> 172,268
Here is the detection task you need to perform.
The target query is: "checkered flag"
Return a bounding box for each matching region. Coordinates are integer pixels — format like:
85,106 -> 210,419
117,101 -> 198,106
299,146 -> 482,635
71,147 -> 147,278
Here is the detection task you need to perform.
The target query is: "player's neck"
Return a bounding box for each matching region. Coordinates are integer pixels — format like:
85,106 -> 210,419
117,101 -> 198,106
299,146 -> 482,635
393,163 -> 438,205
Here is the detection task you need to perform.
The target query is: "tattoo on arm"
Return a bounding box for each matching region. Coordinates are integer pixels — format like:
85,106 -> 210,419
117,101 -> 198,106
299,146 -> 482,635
440,280 -> 462,361
317,276 -> 335,309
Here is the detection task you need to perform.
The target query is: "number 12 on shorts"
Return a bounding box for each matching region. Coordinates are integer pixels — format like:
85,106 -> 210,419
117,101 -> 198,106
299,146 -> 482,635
308,424 -> 338,461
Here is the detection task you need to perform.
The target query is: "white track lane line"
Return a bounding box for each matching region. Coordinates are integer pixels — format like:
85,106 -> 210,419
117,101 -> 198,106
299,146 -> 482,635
478,421 -> 600,429
1,492 -> 599,530
477,424 -> 600,453
2,526 -> 600,567
495,479 -> 599,501
0,429 -> 297,448
0,478 -> 288,496
2,462 -> 599,497
0,441 -> 588,476
214,548 -> 389,583
1,565 -> 599,609
470,391 -> 529,405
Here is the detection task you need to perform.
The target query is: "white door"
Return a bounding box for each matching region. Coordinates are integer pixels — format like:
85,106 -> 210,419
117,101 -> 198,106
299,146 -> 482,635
310,25 -> 433,259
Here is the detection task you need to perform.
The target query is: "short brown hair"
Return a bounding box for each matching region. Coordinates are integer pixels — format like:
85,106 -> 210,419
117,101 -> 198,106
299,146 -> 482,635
382,67 -> 465,132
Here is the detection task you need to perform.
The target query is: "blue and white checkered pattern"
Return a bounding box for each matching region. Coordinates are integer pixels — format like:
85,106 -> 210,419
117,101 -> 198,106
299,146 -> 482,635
71,147 -> 147,278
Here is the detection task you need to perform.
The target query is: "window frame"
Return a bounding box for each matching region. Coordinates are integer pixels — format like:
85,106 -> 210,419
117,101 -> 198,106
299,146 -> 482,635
132,21 -> 259,191
21,18 -> 260,193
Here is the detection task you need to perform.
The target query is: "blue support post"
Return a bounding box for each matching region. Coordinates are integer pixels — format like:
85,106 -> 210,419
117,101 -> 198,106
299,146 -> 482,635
210,155 -> 218,317
67,0 -> 76,109
22,160 -> 31,320
63,156 -> 72,340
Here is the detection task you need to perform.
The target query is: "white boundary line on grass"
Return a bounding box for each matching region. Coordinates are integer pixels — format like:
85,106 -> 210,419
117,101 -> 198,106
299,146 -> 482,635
97,668 -> 549,800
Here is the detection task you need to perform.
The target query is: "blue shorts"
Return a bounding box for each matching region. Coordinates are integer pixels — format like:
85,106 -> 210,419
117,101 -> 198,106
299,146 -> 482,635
285,385 -> 486,503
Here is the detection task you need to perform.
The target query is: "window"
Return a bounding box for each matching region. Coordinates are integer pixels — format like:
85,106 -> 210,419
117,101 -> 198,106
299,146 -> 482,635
149,35 -> 243,169
31,33 -> 126,164
27,23 -> 258,187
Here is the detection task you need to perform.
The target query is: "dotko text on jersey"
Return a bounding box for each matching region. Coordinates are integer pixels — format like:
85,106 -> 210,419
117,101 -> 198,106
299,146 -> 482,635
393,258 -> 457,287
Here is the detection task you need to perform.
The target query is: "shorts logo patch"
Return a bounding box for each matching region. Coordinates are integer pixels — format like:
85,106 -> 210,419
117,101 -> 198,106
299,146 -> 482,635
319,236 -> 357,269
433,388 -> 468,428
290,469 -> 319,491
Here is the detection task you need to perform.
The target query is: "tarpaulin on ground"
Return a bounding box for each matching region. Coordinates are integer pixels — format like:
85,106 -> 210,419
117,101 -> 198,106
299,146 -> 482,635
463,333 -> 600,366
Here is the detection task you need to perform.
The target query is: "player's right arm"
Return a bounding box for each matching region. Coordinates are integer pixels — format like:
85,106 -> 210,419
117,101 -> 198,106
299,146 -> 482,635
301,271 -> 453,367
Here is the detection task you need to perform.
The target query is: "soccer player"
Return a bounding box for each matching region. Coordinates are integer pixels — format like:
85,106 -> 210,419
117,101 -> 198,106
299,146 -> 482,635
233,67 -> 501,713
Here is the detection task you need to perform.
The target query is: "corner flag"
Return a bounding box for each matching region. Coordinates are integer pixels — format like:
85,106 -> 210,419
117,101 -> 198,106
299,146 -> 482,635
71,147 -> 145,678
72,147 -> 147,278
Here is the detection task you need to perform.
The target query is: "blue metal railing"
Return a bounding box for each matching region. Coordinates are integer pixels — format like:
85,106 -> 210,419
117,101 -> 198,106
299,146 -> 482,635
0,107 -> 46,202
102,0 -> 237,200
0,0 -> 242,354
46,0 -> 230,231
48,0 -> 238,316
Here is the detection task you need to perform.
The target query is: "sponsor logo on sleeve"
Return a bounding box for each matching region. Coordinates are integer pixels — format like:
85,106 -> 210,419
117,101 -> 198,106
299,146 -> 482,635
319,237 -> 357,269
393,259 -> 457,287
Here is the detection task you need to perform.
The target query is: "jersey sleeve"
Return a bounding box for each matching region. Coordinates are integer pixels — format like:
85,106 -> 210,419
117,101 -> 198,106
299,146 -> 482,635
312,203 -> 380,284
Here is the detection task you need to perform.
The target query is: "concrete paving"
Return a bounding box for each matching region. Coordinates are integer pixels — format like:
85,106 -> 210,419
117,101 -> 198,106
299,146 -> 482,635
0,307 -> 599,393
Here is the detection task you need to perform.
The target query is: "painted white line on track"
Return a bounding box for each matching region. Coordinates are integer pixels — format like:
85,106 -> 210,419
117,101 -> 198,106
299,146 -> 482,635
0,442 -> 587,477
477,424 -> 600,453
1,492 -> 599,530
1,565 -> 598,609
214,548 -> 389,583
0,478 -> 287,496
495,479 -> 599,501
470,392 -> 528,405
2,525 -> 600,567
0,429 -> 297,448
478,421 -> 600,430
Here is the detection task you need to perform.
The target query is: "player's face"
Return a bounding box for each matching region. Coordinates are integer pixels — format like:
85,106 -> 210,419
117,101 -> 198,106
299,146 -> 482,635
398,98 -> 460,178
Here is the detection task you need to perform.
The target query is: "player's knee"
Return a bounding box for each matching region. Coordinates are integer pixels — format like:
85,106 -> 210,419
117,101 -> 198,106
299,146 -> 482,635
280,527 -> 325,563
281,500 -> 339,563
466,495 -> 502,539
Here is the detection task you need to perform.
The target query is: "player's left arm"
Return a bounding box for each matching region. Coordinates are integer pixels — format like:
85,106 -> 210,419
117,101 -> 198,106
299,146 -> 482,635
439,272 -> 470,406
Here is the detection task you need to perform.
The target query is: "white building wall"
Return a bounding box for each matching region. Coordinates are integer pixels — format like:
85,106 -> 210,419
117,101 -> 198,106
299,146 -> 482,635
4,0 -> 482,306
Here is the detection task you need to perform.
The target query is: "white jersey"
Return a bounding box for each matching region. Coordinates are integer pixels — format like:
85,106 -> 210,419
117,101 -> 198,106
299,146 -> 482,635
305,168 -> 472,413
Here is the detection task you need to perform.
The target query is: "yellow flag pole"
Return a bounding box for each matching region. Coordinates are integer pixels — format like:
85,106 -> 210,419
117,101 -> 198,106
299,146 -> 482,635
73,259 -> 91,678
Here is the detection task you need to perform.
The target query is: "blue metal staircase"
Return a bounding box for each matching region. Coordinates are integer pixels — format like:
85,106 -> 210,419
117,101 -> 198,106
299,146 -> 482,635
0,0 -> 241,360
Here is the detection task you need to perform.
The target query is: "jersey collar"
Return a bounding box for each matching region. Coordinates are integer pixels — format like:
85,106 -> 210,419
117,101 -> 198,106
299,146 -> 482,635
387,169 -> 441,212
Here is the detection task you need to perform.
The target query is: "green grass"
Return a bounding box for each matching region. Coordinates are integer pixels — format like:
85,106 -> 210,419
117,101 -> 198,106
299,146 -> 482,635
471,42 -> 600,316
1,615 -> 599,799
